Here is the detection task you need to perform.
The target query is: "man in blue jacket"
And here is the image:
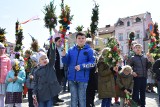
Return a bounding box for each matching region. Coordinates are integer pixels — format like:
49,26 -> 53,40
62,32 -> 95,107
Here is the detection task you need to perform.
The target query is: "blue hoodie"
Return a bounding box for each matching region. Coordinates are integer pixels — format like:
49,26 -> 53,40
62,44 -> 95,82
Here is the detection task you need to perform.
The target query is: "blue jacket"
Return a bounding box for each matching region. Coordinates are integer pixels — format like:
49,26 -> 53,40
62,44 -> 95,82
5,69 -> 26,92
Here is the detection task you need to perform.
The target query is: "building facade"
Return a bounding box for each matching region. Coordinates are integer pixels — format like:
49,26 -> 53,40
95,25 -> 115,51
114,12 -> 152,55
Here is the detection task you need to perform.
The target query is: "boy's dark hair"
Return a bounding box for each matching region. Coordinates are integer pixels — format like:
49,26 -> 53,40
76,32 -> 86,38
55,37 -> 61,42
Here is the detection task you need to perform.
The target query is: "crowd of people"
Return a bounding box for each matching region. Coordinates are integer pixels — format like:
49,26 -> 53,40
0,32 -> 160,107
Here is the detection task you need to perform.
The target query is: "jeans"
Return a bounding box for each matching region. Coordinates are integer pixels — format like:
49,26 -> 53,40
39,98 -> 53,107
157,80 -> 160,103
63,69 -> 68,91
7,103 -> 21,107
69,81 -> 88,107
0,95 -> 5,107
101,98 -> 111,107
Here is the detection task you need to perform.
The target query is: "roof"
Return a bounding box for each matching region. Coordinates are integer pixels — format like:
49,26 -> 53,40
115,12 -> 151,26
98,25 -> 115,35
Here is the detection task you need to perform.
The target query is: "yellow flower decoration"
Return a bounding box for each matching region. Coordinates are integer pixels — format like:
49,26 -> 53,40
60,26 -> 63,31
15,61 -> 20,71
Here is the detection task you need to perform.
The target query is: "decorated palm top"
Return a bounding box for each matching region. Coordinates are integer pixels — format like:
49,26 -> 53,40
104,37 -> 121,66
24,57 -> 32,76
148,22 -> 160,60
0,27 -> 7,46
59,0 -> 73,39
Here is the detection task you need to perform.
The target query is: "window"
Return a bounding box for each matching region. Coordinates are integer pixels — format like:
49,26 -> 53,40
127,21 -> 130,26
103,38 -> 107,44
121,46 -> 123,52
95,39 -> 99,45
127,32 -> 130,39
136,17 -> 141,22
136,30 -> 140,39
118,33 -> 123,41
118,21 -> 124,26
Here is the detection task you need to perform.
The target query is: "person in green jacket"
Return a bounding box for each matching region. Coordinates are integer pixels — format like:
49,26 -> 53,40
97,48 -> 118,107
116,65 -> 134,107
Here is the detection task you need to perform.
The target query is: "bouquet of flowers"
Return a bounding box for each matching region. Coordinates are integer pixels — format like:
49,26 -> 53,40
104,37 -> 121,66
12,60 -> 21,83
13,60 -> 20,76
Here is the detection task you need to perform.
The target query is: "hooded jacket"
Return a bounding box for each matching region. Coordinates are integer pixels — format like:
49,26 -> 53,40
97,57 -> 116,99
62,44 -> 95,82
0,55 -> 11,83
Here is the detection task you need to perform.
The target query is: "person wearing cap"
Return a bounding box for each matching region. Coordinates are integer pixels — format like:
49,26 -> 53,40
0,42 -> 11,107
26,54 -> 39,107
32,42 -> 61,107
5,59 -> 26,107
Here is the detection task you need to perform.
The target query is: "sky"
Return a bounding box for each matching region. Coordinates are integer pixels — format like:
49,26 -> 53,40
0,0 -> 160,49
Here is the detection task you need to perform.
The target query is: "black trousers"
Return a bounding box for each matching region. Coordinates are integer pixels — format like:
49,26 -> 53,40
28,89 -> 34,107
54,69 -> 64,104
86,89 -> 96,107
132,77 -> 147,106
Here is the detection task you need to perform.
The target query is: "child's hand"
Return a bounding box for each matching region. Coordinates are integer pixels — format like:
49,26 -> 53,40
14,76 -> 18,80
113,66 -> 118,72
30,75 -> 34,79
132,72 -> 137,77
8,78 -> 13,82
75,65 -> 80,71
146,52 -> 154,63
13,76 -> 18,82
124,89 -> 129,94
32,95 -> 37,99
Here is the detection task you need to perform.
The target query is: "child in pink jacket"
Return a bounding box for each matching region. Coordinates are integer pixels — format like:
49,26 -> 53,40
0,43 -> 11,107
